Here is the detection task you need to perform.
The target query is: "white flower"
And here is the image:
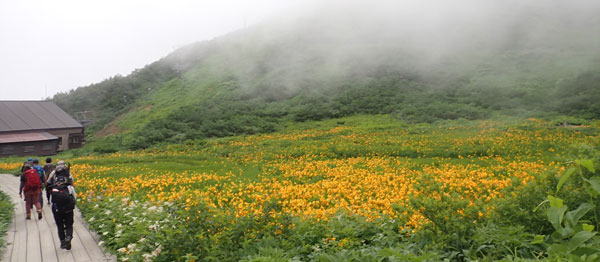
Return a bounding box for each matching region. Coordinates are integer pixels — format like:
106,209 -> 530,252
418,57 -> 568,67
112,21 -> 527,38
98,241 -> 104,246
148,223 -> 159,231
89,217 -> 95,222
127,243 -> 137,251
142,253 -> 155,262
104,210 -> 112,216
152,245 -> 162,256
138,237 -> 146,243
102,231 -> 109,236
117,247 -> 128,253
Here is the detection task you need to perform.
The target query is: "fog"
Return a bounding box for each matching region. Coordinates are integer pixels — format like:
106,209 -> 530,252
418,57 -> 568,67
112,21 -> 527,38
161,0 -> 599,97
4,0 -> 600,101
0,0 -> 313,100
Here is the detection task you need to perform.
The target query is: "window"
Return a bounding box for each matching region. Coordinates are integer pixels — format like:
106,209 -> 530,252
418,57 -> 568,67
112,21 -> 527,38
57,137 -> 62,145
69,133 -> 82,144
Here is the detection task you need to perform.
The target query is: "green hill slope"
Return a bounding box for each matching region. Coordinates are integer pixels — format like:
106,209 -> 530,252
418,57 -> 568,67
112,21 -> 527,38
52,1 -> 600,150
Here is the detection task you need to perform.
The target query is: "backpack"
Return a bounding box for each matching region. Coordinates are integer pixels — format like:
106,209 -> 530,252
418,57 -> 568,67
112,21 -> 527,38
33,165 -> 45,177
51,183 -> 75,212
43,163 -> 56,175
23,169 -> 42,192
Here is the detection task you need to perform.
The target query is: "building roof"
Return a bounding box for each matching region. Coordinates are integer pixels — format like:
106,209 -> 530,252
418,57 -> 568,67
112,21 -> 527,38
0,101 -> 82,133
0,131 -> 58,144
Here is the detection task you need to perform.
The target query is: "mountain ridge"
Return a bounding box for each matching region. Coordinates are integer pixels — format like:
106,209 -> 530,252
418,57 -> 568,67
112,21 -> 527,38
52,1 -> 600,150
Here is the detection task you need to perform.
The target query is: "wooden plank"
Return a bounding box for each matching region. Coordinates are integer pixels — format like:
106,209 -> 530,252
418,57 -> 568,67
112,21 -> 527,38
72,217 -> 111,261
68,230 -> 92,262
38,205 -> 59,262
12,195 -> 27,262
25,214 -> 43,262
1,174 -> 115,262
44,199 -> 75,262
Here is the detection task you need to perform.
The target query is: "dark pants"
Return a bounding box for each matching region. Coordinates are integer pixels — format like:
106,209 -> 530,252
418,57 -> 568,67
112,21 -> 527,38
39,191 -> 44,208
52,207 -> 74,241
46,187 -> 51,202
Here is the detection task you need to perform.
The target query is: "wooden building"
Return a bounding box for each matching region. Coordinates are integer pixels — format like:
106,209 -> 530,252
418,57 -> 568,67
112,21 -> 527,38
0,101 -> 84,157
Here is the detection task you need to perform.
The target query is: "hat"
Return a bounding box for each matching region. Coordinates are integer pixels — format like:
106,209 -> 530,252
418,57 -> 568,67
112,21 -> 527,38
27,158 -> 33,162
57,160 -> 66,166
56,165 -> 66,172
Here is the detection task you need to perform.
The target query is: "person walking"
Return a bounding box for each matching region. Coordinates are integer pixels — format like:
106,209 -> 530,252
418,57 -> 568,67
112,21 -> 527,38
20,158 -> 33,173
48,170 -> 76,250
19,165 -> 43,220
43,157 -> 56,202
32,159 -> 46,208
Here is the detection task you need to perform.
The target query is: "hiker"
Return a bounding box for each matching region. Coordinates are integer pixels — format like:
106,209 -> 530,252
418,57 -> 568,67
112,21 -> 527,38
32,159 -> 46,208
19,165 -> 43,220
48,174 -> 76,250
20,158 -> 33,173
47,160 -> 71,182
44,157 -> 56,202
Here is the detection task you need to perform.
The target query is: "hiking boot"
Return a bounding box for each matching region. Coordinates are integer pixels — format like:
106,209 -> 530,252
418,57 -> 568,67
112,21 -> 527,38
26,215 -> 31,220
65,240 -> 71,250
60,240 -> 66,249
38,212 -> 43,220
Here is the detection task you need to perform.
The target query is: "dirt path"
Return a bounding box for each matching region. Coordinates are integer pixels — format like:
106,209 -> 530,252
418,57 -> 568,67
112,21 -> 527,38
0,174 -> 115,262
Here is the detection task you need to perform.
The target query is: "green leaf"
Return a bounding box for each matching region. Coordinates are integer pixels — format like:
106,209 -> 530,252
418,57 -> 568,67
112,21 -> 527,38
576,159 -> 596,173
584,176 -> 600,194
547,205 -> 568,232
565,203 -> 594,229
548,195 -> 564,208
564,231 -> 597,253
582,223 -> 595,232
571,246 -> 600,257
531,234 -> 545,244
557,168 -> 577,193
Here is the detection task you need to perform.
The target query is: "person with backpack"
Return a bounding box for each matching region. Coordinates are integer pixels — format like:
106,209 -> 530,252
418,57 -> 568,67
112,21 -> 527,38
20,158 -> 33,173
48,172 -> 76,250
32,159 -> 46,208
43,157 -> 56,202
47,160 -> 71,182
19,164 -> 43,220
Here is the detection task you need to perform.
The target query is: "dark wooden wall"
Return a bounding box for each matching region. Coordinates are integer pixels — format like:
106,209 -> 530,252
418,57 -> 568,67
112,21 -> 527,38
0,140 -> 59,157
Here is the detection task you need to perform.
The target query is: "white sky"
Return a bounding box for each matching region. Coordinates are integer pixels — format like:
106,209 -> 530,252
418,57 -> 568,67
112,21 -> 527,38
0,0 -> 311,100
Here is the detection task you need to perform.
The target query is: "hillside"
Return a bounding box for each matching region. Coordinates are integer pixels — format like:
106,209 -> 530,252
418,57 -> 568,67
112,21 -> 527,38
52,1 -> 600,151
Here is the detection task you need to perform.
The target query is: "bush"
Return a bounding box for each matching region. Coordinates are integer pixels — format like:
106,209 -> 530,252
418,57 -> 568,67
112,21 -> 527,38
0,191 -> 13,250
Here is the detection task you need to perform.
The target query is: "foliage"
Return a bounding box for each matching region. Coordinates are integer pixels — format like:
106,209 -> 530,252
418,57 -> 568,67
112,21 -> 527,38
0,190 -> 14,250
1,116 -> 598,260
49,18 -> 600,150
534,159 -> 600,260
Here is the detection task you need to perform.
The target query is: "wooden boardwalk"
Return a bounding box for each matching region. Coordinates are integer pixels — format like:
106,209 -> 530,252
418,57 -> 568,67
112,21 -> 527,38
0,174 -> 115,262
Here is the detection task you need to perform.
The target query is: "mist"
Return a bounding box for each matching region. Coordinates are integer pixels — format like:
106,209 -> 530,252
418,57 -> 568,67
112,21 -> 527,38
165,0 -> 600,97
52,0 -> 600,138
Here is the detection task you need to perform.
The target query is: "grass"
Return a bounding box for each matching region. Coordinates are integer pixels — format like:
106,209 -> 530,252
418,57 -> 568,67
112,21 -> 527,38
0,115 -> 599,260
0,190 -> 13,251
